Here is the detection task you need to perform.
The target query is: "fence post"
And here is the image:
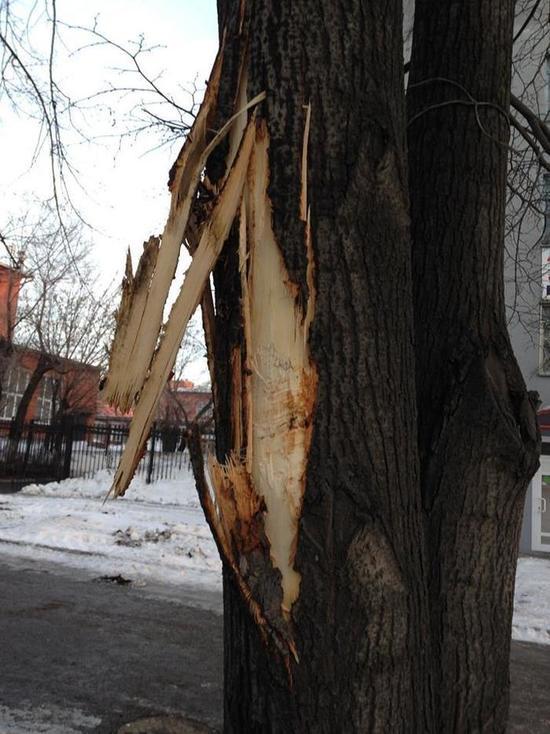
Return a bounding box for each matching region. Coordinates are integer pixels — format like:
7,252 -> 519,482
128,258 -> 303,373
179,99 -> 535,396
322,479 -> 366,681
105,423 -> 111,453
62,417 -> 74,480
22,420 -> 34,477
146,422 -> 156,484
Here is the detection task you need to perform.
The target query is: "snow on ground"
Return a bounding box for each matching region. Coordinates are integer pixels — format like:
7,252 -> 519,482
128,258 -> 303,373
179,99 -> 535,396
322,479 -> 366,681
21,468 -> 202,508
513,556 -> 550,645
0,468 -> 221,590
0,704 -> 101,734
1,469 -> 549,645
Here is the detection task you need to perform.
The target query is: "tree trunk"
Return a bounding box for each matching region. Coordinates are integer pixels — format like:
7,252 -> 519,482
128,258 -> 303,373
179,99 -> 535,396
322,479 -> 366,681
407,1 -> 539,731
209,2 -> 433,731
0,337 -> 14,407
9,353 -> 55,441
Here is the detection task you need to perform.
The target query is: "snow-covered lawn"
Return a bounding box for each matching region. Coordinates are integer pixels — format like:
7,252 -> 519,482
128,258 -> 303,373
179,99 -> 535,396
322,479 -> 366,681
0,469 -> 221,591
0,469 -> 549,646
512,556 -> 550,645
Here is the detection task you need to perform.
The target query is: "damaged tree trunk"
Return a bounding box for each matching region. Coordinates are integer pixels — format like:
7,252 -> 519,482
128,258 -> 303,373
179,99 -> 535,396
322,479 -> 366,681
103,0 -> 540,730
407,1 -> 539,731
210,2 -> 432,731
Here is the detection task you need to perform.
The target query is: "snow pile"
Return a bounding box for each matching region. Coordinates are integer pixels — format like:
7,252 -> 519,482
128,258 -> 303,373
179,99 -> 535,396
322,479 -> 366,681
21,468 -> 200,508
513,556 -> 550,645
0,468 -> 220,590
0,703 -> 101,734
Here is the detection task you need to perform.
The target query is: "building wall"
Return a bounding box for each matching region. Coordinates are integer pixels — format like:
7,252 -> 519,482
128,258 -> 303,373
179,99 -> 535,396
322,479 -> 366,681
1,349 -> 99,424
503,7 -> 549,553
520,481 -> 533,552
0,265 -> 22,342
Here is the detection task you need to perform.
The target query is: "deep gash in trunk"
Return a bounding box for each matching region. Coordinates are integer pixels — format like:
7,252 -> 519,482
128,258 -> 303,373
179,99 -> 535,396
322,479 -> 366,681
102,0 -> 539,731
210,3 -> 430,731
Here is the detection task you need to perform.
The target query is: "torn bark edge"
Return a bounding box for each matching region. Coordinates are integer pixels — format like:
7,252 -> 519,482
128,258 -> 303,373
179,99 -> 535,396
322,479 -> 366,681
300,103 -> 311,223
104,236 -> 160,409
186,112 -> 317,672
187,425 -> 298,674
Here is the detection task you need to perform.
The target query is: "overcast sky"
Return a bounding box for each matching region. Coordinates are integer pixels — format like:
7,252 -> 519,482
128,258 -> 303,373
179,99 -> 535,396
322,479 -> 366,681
0,0 -> 218,271
0,0 -> 219,382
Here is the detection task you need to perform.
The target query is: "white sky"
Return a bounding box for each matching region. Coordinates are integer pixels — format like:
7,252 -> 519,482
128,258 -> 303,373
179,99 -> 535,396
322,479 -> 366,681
0,0 -> 219,382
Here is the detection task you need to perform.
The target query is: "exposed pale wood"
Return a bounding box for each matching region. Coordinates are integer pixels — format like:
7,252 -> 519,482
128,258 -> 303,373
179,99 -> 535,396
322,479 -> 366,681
245,121 -> 317,612
104,238 -> 159,408
187,426 -> 296,661
207,120 -> 318,617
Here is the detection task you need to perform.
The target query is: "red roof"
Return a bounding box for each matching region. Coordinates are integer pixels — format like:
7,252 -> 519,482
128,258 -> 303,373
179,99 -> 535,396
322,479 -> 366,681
96,398 -> 133,420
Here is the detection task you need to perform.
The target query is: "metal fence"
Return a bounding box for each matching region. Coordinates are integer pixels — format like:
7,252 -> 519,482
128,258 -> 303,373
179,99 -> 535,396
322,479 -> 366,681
0,420 -> 212,487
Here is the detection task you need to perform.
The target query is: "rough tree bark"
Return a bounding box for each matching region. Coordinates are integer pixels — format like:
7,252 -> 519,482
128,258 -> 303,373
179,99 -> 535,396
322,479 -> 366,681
407,1 -> 540,732
210,1 -> 433,731
103,0 -> 540,731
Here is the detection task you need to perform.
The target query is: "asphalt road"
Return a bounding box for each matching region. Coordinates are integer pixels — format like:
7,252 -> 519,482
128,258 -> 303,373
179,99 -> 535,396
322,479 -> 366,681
0,555 -> 549,733
0,557 -> 223,733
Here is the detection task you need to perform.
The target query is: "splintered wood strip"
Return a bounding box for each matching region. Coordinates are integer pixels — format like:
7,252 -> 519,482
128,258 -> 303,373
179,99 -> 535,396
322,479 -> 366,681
185,215 -> 218,417
104,237 -> 159,408
108,119 -> 257,499
102,37 -> 265,412
300,103 -> 311,222
197,280 -> 218,422
205,452 -> 299,663
186,426 -> 292,656
101,48 -> 225,412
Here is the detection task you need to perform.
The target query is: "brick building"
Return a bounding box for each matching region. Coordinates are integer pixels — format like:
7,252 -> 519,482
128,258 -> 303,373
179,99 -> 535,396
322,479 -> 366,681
96,379 -> 212,431
0,263 -> 100,424
157,379 -> 212,427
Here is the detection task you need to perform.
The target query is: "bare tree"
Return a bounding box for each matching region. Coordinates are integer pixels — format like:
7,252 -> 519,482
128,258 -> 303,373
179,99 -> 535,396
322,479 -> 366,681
0,0 -> 200,216
504,0 -> 550,335
155,315 -> 210,450
1,204 -> 114,436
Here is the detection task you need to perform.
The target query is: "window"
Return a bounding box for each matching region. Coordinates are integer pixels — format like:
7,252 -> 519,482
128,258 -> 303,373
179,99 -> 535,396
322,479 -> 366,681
36,376 -> 58,424
541,303 -> 550,375
0,367 -> 30,419
541,174 -> 550,373
542,245 -> 550,299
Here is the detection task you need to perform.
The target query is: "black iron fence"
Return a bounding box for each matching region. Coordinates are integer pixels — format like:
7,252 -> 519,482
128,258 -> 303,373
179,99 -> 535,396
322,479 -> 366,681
0,420 -> 213,487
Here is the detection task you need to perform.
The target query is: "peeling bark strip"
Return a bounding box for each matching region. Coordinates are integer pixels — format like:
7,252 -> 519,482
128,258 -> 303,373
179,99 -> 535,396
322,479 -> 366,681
101,39 -> 265,412
109,118 -> 257,498
101,49 -> 225,412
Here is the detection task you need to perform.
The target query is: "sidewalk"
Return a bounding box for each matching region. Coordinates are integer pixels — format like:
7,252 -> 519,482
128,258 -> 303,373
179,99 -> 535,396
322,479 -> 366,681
1,556 -> 549,733
509,641 -> 550,733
